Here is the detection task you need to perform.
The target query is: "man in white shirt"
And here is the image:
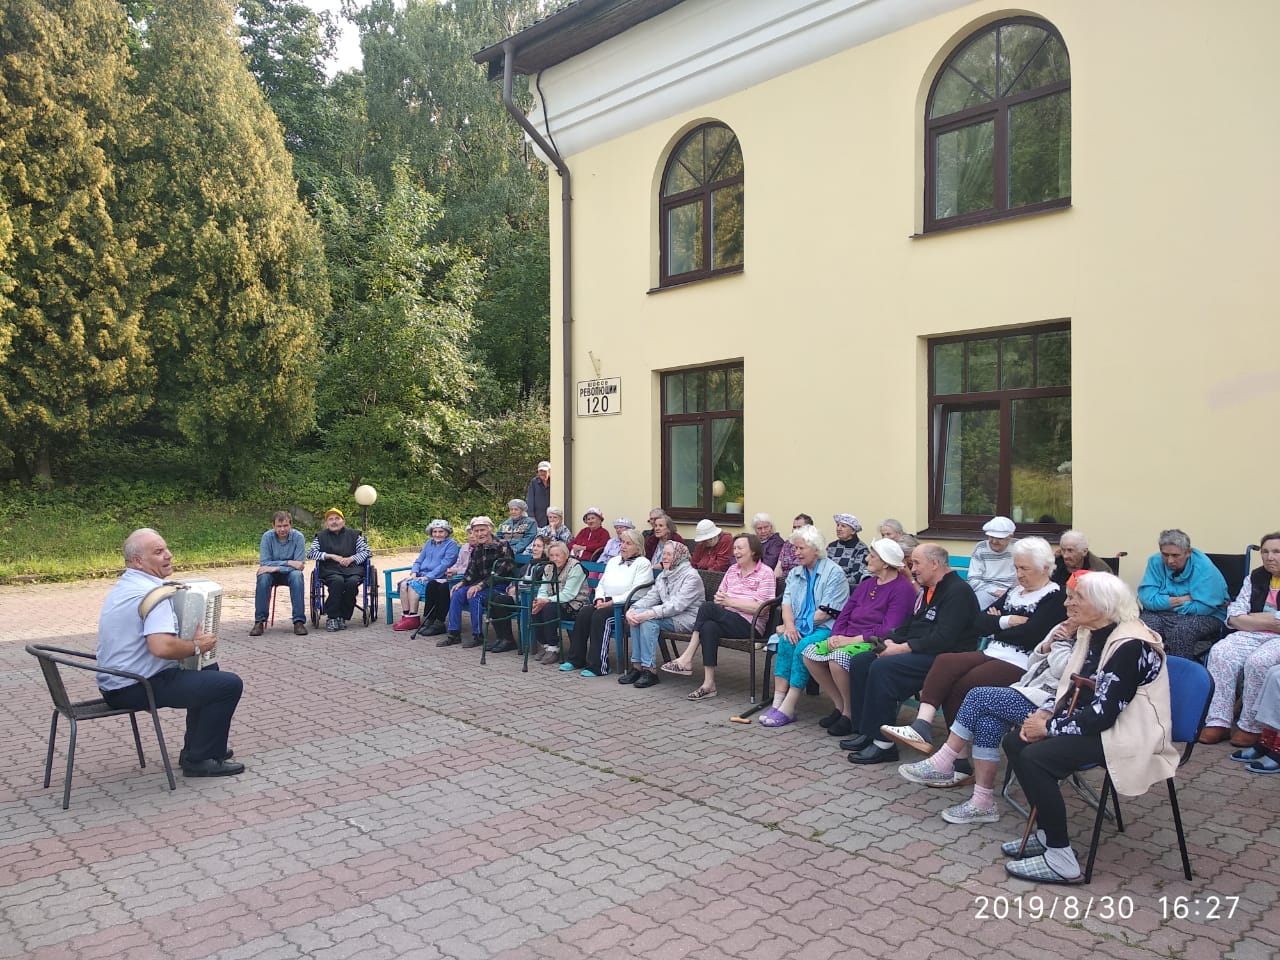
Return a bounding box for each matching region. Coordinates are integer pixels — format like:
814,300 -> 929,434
97,528 -> 245,777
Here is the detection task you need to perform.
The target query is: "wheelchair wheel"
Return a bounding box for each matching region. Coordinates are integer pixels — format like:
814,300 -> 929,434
310,580 -> 321,627
368,578 -> 379,625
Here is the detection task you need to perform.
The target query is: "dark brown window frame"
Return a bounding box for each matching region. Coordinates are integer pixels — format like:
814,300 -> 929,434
658,123 -> 744,287
660,362 -> 744,524
926,322 -> 1070,537
924,16 -> 1071,234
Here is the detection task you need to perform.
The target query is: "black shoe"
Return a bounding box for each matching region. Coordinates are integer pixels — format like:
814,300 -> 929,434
848,743 -> 899,765
632,670 -> 660,689
437,632 -> 462,647
618,667 -> 644,685
838,734 -> 871,751
424,620 -> 447,636
827,716 -> 854,737
818,709 -> 842,728
179,748 -> 233,765
461,634 -> 484,649
293,622 -> 308,636
248,622 -> 265,637
181,758 -> 246,777
487,639 -> 518,653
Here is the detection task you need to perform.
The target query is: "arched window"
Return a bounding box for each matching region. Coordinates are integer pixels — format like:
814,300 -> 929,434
659,123 -> 743,286
925,18 -> 1070,232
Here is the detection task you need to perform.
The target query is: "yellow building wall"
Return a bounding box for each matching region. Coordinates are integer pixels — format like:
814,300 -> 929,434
548,0 -> 1280,579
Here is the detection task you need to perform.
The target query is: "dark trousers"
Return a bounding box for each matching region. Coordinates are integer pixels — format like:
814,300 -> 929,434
568,605 -> 613,671
1003,729 -> 1106,848
920,651 -> 1024,723
103,664 -> 243,765
692,601 -> 753,667
423,580 -> 451,622
490,590 -> 560,648
322,569 -> 363,619
846,650 -> 937,736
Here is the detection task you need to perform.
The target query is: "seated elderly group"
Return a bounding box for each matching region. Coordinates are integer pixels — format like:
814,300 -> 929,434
375,501 -> 1275,883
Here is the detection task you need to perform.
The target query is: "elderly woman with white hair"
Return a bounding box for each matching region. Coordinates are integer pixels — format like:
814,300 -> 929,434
538,507 -> 573,547
968,516 -> 1018,609
999,573 -> 1175,884
596,517 -> 634,564
752,514 -> 785,571
882,537 -> 1066,757
760,525 -> 850,727
828,513 -> 870,587
498,499 -> 538,554
393,519 -> 461,633
1052,529 -> 1112,586
563,528 -> 653,671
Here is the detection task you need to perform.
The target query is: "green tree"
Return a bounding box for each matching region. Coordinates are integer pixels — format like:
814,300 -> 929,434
235,0 -> 347,196
355,0 -> 553,405
130,0 -> 329,492
0,0 -> 154,484
314,164 -> 480,485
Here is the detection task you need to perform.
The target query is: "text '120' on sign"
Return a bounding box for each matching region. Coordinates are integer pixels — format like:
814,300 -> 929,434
576,378 -> 621,417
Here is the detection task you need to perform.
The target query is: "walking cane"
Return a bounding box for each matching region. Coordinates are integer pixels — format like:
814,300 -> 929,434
1015,673 -> 1097,858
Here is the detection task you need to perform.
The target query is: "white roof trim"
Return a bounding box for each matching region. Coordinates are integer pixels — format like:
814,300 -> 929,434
524,0 -> 972,160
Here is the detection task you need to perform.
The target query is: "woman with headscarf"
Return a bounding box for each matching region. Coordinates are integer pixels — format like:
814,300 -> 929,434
828,513 -> 870,587
761,524 -> 850,727
498,499 -> 538,554
614,541 -> 703,686
393,520 -> 461,633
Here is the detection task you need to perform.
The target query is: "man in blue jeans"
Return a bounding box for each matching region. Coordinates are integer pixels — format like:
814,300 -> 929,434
251,510 -> 308,636
98,528 -> 245,777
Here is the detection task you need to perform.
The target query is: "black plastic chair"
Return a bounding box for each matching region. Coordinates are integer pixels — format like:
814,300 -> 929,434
26,644 -> 176,809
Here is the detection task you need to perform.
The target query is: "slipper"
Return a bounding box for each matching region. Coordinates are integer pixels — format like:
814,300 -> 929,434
759,709 -> 796,728
1005,854 -> 1084,885
580,669 -> 601,678
660,661 -> 693,676
687,687 -> 718,701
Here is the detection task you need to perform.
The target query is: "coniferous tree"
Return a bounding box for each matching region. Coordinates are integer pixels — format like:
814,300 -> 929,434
0,0 -> 153,483
131,0 -> 329,491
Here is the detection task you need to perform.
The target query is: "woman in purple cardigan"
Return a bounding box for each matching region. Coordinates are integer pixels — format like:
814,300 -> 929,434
803,538 -> 917,737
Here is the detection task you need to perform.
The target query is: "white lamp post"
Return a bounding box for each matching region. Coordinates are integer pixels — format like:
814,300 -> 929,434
354,484 -> 378,533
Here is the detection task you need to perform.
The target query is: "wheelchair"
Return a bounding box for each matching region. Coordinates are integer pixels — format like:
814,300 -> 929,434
309,556 -> 379,627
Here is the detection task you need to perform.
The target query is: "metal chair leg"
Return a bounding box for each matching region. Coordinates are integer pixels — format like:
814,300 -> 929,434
129,712 -> 146,768
1167,778 -> 1192,880
44,710 -> 58,788
1083,775 -> 1113,883
146,707 -> 176,791
62,719 -> 78,810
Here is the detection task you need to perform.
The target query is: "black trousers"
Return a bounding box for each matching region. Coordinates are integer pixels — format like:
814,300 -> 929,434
1002,729 -> 1106,848
322,569 -> 363,619
422,580 -> 451,622
568,605 -> 614,671
103,664 -> 242,764
691,601 -> 753,666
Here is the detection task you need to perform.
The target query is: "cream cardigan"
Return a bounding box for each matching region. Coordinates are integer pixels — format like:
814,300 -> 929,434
1053,619 -> 1179,797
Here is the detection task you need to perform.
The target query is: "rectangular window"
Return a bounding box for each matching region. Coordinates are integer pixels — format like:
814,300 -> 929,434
928,324 -> 1070,533
661,362 -> 744,522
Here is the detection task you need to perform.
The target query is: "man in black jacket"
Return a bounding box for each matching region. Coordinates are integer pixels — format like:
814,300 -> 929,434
439,516 -> 516,649
843,543 -> 980,764
308,508 -> 371,632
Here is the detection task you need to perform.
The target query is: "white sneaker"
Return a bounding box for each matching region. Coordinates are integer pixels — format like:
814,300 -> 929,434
881,723 -> 934,755
899,759 -> 955,786
941,799 -> 1000,824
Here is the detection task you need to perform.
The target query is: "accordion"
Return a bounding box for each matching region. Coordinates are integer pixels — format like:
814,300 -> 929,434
138,578 -> 223,670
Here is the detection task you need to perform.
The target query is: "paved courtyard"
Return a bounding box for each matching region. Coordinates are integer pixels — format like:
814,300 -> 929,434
1,553 -> 1276,960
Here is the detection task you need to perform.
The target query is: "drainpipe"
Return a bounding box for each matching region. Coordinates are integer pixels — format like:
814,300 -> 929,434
501,41 -> 573,520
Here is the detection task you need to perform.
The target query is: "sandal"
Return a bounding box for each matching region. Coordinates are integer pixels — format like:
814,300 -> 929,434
687,687 -> 718,701
660,661 -> 693,675
759,709 -> 796,728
